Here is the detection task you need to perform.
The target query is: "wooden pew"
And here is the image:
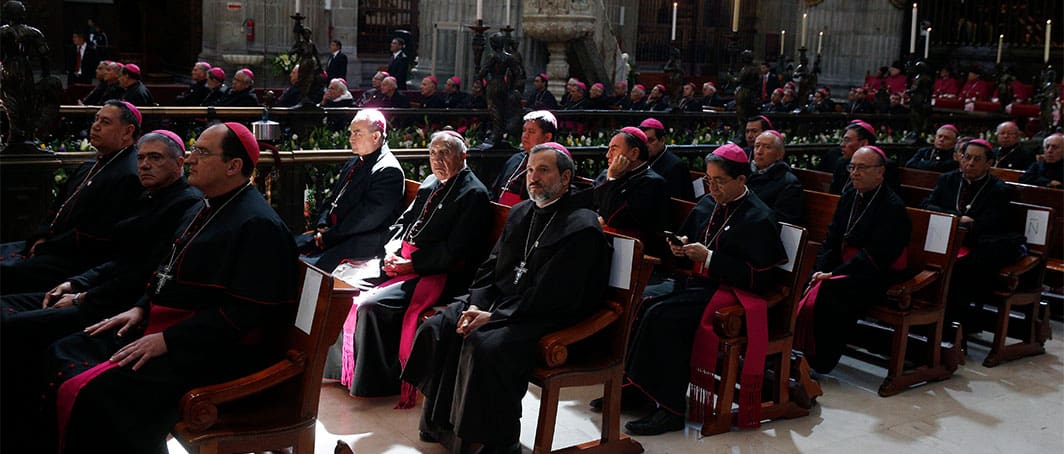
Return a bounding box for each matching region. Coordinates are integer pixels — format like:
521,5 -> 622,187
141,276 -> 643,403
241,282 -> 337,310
801,190 -> 963,397
896,167 -> 943,190
989,167 -> 1023,183
792,168 -> 834,194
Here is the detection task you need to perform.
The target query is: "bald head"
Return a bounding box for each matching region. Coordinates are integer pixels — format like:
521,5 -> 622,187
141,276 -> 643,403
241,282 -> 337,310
996,121 -> 1020,148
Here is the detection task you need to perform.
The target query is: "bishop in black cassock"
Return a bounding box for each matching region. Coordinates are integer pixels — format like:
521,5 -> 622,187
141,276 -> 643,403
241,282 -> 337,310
490,111 -> 558,206
640,118 -> 696,201
747,130 -> 804,225
593,127 -> 669,257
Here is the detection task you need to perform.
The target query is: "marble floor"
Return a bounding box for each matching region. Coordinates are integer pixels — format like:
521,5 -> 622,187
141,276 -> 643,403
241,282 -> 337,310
168,321 -> 1064,454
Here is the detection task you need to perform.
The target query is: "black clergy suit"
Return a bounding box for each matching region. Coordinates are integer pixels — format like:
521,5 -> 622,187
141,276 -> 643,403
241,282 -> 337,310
921,171 -> 1022,325
200,84 -> 230,106
389,50 -> 410,88
994,144 -> 1036,170
46,184 -> 299,453
175,80 -> 210,106
799,184 -> 911,373
490,151 -> 529,203
402,192 -> 609,448
593,164 -> 670,257
1,146 -> 142,294
906,146 -> 959,173
296,147 -> 406,271
627,190 -> 786,412
326,168 -> 492,397
526,88 -> 558,110
214,87 -> 259,107
1020,160 -> 1063,187
81,82 -> 123,105
120,81 -> 154,106
650,147 -> 696,201
747,161 -> 804,225
420,92 -> 446,108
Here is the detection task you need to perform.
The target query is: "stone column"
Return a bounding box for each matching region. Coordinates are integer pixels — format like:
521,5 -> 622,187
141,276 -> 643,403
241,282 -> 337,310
523,0 -> 596,98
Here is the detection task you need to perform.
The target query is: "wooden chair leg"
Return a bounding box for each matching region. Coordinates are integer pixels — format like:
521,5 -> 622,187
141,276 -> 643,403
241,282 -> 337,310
533,383 -> 561,454
984,299 -> 1013,367
1037,301 -> 1052,344
293,425 -> 315,454
701,340 -> 739,436
599,370 -> 623,444
879,320 -> 910,397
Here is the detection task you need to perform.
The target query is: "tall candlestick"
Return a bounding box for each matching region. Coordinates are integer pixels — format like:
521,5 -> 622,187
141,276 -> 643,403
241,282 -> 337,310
924,28 -> 931,59
910,3 -> 918,54
476,0 -> 483,21
295,0 -> 301,13
1046,20 -> 1052,63
671,3 -> 677,41
780,30 -> 786,56
801,13 -> 808,48
817,31 -> 823,54
505,0 -> 510,25
996,34 -> 1004,64
732,0 -> 740,33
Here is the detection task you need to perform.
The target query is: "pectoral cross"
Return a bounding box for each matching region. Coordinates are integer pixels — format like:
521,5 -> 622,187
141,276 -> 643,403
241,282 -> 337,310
155,266 -> 173,294
513,261 -> 528,285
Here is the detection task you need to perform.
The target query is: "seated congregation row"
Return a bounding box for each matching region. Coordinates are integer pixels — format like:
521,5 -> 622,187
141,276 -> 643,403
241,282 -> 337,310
0,101 -> 1054,452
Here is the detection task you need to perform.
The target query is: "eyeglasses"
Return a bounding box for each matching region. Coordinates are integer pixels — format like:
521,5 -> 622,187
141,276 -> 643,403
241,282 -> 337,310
960,153 -> 987,163
702,175 -> 734,187
846,163 -> 883,173
190,146 -> 214,157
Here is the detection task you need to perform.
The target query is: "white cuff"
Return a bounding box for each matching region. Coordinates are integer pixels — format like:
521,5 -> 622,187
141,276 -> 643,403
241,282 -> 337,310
703,250 -> 714,269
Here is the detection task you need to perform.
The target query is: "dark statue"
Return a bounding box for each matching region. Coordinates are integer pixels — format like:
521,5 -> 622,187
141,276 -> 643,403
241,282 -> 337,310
477,32 -> 524,147
994,64 -> 1015,108
908,61 -> 934,137
664,47 -> 684,110
1,0 -> 61,152
734,50 -> 760,123
289,14 -> 325,108
1036,67 -> 1059,135
791,49 -> 816,112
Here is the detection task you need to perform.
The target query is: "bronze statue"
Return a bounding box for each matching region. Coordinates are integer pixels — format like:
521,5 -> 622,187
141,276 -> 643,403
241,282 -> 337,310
1,0 -> 60,152
908,61 -> 934,137
664,47 -> 685,110
791,50 -> 816,112
734,50 -> 760,123
289,18 -> 325,108
1036,67 -> 1059,135
476,32 -> 524,147
994,64 -> 1015,108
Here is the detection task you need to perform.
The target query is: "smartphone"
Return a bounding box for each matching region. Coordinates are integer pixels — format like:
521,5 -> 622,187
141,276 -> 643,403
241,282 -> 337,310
664,231 -> 684,247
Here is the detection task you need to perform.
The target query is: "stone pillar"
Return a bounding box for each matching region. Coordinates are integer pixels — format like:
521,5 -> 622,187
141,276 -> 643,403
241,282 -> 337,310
523,0 -> 595,98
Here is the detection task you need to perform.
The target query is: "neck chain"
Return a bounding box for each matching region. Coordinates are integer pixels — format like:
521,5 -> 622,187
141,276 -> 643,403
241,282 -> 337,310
502,154 -> 529,190
405,172 -> 462,243
513,210 -> 559,285
329,156 -> 371,217
845,185 -> 882,237
702,187 -> 748,247
153,183 -> 252,294
49,147 -> 130,230
955,175 -> 988,214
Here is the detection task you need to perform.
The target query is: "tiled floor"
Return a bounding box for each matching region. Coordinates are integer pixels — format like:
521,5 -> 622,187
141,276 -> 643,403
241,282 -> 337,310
169,321 -> 1064,453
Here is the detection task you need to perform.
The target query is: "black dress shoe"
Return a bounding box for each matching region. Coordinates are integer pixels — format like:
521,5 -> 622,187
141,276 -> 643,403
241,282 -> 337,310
475,441 -> 522,454
624,408 -> 686,436
418,430 -> 439,442
589,386 -> 651,412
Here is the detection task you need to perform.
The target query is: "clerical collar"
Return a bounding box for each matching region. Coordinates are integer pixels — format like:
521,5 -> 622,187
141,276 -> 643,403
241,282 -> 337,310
438,166 -> 469,185
533,191 -> 567,211
722,186 -> 750,206
205,181 -> 252,208
963,172 -> 989,185
392,50 -> 402,59
360,147 -> 383,164
752,160 -> 782,175
332,50 -> 339,57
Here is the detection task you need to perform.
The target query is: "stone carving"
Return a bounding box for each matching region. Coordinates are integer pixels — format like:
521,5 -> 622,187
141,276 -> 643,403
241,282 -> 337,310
908,61 -> 933,136
1036,68 -> 1059,135
523,0 -> 595,98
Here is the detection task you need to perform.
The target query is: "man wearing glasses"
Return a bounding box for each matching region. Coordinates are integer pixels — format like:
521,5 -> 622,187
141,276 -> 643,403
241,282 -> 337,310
829,120 -> 876,194
991,121 -> 1035,170
796,146 -> 912,374
921,139 -> 1021,329
295,109 -> 406,271
640,118 -> 696,201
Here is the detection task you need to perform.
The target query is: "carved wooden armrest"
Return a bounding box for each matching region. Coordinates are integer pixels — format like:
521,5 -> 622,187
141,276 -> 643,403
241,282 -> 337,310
710,289 -> 787,338
537,302 -> 622,368
178,349 -> 307,432
996,255 -> 1039,292
886,270 -> 939,310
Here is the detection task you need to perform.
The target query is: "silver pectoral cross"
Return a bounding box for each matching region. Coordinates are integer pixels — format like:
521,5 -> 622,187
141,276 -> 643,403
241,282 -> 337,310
155,266 -> 173,294
513,261 -> 528,285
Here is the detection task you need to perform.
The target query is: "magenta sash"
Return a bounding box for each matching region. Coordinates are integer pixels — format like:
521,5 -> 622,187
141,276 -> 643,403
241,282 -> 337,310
56,305 -> 196,453
688,284 -> 769,429
497,189 -> 523,207
339,241 -> 447,409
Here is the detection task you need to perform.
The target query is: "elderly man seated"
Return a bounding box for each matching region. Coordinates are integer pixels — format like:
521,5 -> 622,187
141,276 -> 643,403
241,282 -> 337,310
906,124 -> 960,172
1020,133 -> 1063,188
748,130 -> 804,224
992,121 -> 1035,170
295,109 -> 406,271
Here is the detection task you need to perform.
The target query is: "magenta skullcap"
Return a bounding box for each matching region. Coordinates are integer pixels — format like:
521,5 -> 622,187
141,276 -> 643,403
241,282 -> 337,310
237,68 -> 254,80
616,81 -> 628,87
966,138 -> 994,152
817,87 -> 830,97
148,129 -> 187,153
196,61 -> 212,70
633,84 -> 646,92
223,122 -> 260,166
773,87 -> 785,95
448,76 -> 461,86
591,82 -> 604,91
860,145 -> 888,162
653,84 -> 666,93
939,124 -> 959,134
851,120 -> 875,137
757,115 -> 775,130
118,101 -> 142,126
113,62 -> 125,70
713,143 -> 749,163
763,129 -> 785,142
620,126 -> 648,144
537,73 -> 549,82
639,118 -> 665,130
208,67 -> 225,81
539,142 -> 572,158
433,129 -> 466,145
573,81 -> 587,91
426,75 -> 438,84
684,82 -> 696,90
123,63 -> 142,77
704,81 -> 717,89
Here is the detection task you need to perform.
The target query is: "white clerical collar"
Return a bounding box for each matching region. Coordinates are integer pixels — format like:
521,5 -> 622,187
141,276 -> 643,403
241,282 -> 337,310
332,50 -> 339,57
536,195 -> 564,208
392,50 -> 402,59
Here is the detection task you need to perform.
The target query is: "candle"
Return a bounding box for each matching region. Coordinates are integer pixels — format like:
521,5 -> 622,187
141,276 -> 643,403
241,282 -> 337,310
801,13 -> 808,48
996,34 -> 1004,64
910,3 -> 918,54
619,6 -> 625,26
817,31 -> 823,54
1046,20 -> 1052,63
476,0 -> 483,21
505,0 -> 510,25
924,27 -> 931,59
780,30 -> 786,56
732,0 -> 740,33
671,3 -> 677,41
295,0 -> 301,13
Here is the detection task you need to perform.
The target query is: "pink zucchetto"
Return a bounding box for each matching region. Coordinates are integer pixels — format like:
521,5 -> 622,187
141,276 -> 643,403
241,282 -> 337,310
713,143 -> 749,163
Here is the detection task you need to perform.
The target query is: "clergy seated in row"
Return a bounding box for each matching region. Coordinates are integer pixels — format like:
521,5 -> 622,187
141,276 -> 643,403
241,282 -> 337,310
611,144 -> 787,436
118,63 -> 154,106
442,77 -> 472,109
562,81 -> 589,110
41,122 -> 300,453
80,60 -> 124,106
491,110 -> 557,206
365,76 -> 411,109
296,109 -> 406,272
324,130 -> 493,406
357,71 -> 388,107
748,130 -> 805,225
0,130 -> 201,453
795,146 -> 912,373
0,101 -> 145,294
587,83 -> 612,110
640,118 -> 697,201
643,84 -> 671,111
525,73 -> 558,110
676,83 -> 700,112
174,61 -> 211,106
920,140 -> 1023,329
419,76 -> 446,108
593,127 -> 670,257
741,115 -> 773,158
401,143 -> 610,453
214,68 -> 259,107
1021,133 -> 1063,188
906,124 -> 960,173
993,121 -> 1036,170
829,120 -> 902,195
200,67 -> 230,106
626,84 -> 648,111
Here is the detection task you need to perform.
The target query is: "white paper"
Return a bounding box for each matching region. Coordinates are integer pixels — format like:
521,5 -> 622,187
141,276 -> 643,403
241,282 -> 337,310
609,237 -> 635,290
924,214 -> 953,254
692,178 -> 706,198
777,224 -> 802,272
295,271 -> 323,334
332,258 -> 382,290
1025,209 -> 1050,246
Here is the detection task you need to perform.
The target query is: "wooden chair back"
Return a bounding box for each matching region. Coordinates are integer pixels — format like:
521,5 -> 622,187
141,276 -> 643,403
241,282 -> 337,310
403,178 -> 421,208
896,167 -> 943,189
990,167 -> 1023,183
174,261 -> 347,453
793,168 -> 834,193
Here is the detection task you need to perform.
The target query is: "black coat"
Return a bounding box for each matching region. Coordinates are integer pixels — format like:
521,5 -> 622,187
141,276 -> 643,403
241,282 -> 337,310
420,92 -> 446,109
1020,160 -> 1063,187
81,82 -> 123,106
175,80 -> 210,106
922,171 -> 1015,247
994,144 -> 1036,170
747,161 -> 805,225
593,164 -> 670,256
906,146 -> 959,173
649,148 -> 696,201
526,89 -> 558,110
388,51 -> 410,88
120,81 -> 154,106
490,151 -> 528,203
200,84 -> 230,106
67,44 -> 100,85
214,88 -> 259,107
326,51 -> 348,81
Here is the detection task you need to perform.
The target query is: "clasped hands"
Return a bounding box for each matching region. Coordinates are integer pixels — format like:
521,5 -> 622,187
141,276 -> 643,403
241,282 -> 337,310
668,235 -> 711,263
382,253 -> 414,277
456,305 -> 491,336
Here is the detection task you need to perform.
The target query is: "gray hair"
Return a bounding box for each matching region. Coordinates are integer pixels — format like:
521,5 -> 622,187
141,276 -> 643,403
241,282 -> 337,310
529,143 -> 575,177
138,132 -> 185,159
428,131 -> 468,156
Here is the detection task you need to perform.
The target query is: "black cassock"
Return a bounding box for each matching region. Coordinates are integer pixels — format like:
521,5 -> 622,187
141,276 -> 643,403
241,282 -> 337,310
324,168 -> 493,397
650,147 -> 696,201
747,161 -> 805,225
490,151 -> 528,204
1019,159 -> 1063,187
905,146 -> 959,173
921,171 -> 1021,324
627,190 -> 785,411
593,164 -> 670,257
401,193 -> 610,447
175,80 -> 210,106
296,147 -> 406,271
1,145 -> 142,294
993,144 -> 1036,170
798,184 -> 911,373
44,184 -> 298,453
120,81 -> 154,106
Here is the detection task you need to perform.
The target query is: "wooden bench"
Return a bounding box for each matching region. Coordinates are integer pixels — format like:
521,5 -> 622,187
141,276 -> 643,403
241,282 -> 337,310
990,167 -> 1024,183
792,168 -> 834,194
802,190 -> 964,397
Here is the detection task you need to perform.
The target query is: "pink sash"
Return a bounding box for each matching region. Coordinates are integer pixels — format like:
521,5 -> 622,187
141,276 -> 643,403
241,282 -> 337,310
498,189 -> 523,207
688,284 -> 769,429
56,305 -> 196,453
339,241 -> 447,409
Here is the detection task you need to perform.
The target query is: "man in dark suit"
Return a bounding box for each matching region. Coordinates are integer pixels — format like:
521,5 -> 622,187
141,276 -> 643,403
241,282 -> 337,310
326,40 -> 348,81
67,32 -> 99,85
388,37 -> 410,89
